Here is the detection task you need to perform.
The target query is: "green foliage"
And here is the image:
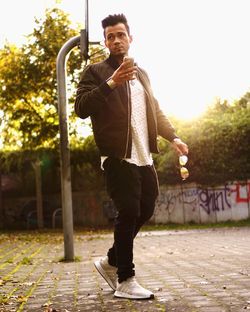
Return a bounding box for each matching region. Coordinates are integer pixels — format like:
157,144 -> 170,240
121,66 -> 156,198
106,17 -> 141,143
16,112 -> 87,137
88,44 -> 108,64
156,96 -> 250,185
191,99 -> 249,184
0,148 -> 58,174
0,135 -> 102,195
0,98 -> 249,192
0,8 -> 106,150
142,218 -> 250,231
0,8 -> 75,149
70,135 -> 103,192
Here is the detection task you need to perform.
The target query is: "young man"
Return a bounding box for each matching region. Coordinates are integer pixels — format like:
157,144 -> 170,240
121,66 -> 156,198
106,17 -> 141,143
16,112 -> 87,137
75,14 -> 188,300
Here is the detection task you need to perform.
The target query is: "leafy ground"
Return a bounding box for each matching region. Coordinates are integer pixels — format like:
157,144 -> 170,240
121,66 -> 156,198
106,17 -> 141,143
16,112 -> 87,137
0,218 -> 249,244
0,220 -> 249,311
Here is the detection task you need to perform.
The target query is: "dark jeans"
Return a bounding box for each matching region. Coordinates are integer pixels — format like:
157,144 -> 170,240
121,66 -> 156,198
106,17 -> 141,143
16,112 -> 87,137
103,157 -> 159,283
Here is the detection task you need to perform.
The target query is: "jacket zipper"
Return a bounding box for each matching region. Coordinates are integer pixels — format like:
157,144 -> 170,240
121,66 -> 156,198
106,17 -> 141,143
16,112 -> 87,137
124,81 -> 131,158
144,87 -> 158,144
137,69 -> 158,148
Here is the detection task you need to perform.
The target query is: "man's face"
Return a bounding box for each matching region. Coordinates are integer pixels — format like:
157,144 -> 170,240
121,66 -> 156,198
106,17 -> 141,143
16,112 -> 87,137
104,23 -> 132,57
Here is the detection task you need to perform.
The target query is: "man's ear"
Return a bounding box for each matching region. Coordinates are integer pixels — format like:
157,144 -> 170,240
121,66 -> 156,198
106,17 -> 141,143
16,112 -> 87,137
129,35 -> 133,43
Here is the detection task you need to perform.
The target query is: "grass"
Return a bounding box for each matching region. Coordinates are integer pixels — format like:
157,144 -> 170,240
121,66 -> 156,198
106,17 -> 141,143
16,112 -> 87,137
141,218 -> 250,232
20,257 -> 33,265
58,255 -> 82,263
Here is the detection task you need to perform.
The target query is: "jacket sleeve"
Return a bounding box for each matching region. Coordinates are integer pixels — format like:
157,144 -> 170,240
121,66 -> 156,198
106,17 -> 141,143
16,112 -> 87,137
154,97 -> 179,142
74,65 -> 113,119
139,67 -> 178,142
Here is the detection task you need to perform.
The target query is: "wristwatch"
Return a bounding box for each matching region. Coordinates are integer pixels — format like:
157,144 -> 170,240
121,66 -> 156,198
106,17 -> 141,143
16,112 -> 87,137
172,138 -> 182,145
106,78 -> 117,89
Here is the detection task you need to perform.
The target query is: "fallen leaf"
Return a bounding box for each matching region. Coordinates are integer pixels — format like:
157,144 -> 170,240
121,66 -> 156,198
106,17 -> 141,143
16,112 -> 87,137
17,296 -> 28,303
20,282 -> 35,286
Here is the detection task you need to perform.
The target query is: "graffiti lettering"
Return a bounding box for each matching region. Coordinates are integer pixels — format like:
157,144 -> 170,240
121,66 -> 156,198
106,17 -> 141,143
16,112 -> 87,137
231,182 -> 250,203
156,188 -> 198,215
155,181 -> 249,223
198,185 -> 231,214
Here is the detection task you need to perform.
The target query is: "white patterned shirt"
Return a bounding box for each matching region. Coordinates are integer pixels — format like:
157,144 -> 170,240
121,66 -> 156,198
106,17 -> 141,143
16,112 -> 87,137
101,78 -> 153,168
124,79 -> 153,166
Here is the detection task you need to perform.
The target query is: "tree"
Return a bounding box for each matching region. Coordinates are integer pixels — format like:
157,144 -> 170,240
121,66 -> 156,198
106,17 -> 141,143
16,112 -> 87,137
155,97 -> 250,185
0,8 -> 97,150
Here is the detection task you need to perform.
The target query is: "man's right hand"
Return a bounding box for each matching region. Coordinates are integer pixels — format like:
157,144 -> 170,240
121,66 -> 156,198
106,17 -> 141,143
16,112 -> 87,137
111,60 -> 137,85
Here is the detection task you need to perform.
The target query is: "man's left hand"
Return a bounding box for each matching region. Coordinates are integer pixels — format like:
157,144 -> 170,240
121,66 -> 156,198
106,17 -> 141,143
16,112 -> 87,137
171,138 -> 188,156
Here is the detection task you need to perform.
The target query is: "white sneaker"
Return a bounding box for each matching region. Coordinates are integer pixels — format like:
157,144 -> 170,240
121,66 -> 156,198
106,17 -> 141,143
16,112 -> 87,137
94,256 -> 117,291
114,276 -> 154,299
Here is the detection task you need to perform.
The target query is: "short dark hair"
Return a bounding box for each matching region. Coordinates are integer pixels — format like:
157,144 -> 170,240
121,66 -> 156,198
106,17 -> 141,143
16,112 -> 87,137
101,14 -> 130,37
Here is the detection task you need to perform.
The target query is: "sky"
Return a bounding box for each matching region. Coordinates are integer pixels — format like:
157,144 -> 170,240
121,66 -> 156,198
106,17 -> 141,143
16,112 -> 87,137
1,0 -> 250,120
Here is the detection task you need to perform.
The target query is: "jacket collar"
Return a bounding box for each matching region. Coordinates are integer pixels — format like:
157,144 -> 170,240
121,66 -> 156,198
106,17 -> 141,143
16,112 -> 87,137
106,54 -> 121,70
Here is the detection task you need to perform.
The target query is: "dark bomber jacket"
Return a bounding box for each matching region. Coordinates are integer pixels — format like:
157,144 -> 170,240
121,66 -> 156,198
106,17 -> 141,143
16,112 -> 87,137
75,55 -> 178,158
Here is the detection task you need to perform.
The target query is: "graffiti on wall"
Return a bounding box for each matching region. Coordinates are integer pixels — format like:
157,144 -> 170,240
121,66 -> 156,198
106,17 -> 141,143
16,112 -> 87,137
231,181 -> 250,203
157,188 -> 198,216
155,181 -> 250,222
198,185 -> 231,215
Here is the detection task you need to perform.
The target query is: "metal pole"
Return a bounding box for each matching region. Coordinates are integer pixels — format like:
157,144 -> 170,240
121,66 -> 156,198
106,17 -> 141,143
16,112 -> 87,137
85,0 -> 89,59
56,35 -> 80,261
80,0 -> 89,60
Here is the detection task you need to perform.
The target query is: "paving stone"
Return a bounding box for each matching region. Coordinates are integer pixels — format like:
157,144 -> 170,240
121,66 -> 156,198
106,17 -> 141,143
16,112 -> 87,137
0,227 -> 250,311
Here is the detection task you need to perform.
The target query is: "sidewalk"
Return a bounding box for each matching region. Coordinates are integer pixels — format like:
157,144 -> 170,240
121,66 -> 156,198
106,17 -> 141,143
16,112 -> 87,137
0,227 -> 250,312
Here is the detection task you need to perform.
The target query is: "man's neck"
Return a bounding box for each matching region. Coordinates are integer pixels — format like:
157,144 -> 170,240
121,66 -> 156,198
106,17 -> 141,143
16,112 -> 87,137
111,54 -> 125,65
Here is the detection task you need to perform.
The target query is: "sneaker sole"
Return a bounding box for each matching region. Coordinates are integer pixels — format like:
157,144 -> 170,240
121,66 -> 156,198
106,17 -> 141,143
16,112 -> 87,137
94,260 -> 116,291
114,290 -> 154,300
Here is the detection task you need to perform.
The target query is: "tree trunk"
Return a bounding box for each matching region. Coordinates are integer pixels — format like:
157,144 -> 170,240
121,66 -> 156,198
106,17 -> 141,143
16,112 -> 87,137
32,160 -> 44,229
0,170 -> 3,229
